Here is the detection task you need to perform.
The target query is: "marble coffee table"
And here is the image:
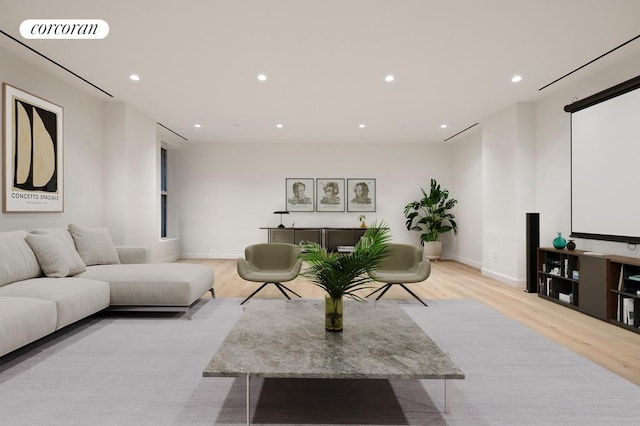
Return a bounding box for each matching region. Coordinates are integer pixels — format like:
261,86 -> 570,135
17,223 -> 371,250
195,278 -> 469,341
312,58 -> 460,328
203,299 -> 464,424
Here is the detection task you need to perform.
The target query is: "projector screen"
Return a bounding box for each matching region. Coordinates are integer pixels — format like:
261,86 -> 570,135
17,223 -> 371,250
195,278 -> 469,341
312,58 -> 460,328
567,75 -> 640,244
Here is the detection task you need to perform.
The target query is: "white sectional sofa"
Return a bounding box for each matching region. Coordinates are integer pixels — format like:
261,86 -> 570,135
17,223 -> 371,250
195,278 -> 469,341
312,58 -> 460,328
0,225 -> 214,358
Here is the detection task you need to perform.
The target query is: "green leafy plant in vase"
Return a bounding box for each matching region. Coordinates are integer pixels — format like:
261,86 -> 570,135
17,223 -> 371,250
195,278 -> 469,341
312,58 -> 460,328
299,223 -> 391,331
358,214 -> 367,229
403,178 -> 457,260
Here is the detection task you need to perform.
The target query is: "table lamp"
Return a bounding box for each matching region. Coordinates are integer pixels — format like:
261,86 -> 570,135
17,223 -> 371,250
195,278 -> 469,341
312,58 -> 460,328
273,210 -> 289,228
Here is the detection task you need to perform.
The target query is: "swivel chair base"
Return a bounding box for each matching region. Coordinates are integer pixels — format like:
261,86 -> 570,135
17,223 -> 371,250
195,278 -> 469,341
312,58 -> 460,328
365,283 -> 428,306
240,282 -> 301,305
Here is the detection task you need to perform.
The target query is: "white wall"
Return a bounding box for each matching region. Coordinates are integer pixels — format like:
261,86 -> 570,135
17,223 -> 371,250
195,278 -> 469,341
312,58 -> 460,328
0,47 -> 179,263
103,102 -> 181,262
173,142 -> 454,258
0,46 -> 104,232
480,102 -> 536,285
450,128 -> 483,269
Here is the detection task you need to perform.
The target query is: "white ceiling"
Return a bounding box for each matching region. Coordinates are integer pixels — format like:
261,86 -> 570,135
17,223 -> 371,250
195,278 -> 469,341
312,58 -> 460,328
0,0 -> 639,144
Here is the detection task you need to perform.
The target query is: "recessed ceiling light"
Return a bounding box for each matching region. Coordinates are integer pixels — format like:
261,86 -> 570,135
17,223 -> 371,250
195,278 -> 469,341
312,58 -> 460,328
276,123 -> 283,128
129,74 -> 140,81
194,124 -> 201,128
359,124 -> 366,128
511,75 -> 522,83
384,74 -> 395,82
440,124 -> 448,129
257,73 -> 267,81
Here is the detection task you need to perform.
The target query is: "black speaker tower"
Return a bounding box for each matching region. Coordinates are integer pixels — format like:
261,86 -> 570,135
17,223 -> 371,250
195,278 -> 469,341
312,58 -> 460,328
525,213 -> 540,293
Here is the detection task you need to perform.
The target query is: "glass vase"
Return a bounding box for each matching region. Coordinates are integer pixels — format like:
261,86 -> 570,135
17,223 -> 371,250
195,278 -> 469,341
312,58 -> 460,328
325,296 -> 343,332
553,232 -> 567,249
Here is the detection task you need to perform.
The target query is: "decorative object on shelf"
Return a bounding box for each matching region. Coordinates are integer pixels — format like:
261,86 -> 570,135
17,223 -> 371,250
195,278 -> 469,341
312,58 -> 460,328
553,232 -> 567,249
403,178 -> 457,260
299,222 -> 391,332
273,210 -> 289,228
358,214 -> 367,229
566,239 -> 576,251
3,83 -> 64,213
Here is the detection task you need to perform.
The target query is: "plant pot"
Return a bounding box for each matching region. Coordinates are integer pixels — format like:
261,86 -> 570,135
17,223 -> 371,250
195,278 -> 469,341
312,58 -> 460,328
325,296 -> 343,332
423,241 -> 442,261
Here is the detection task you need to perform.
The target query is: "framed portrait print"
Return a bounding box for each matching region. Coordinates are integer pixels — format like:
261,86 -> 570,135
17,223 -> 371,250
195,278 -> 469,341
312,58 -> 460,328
3,83 -> 64,212
316,178 -> 345,212
285,178 -> 314,212
347,178 -> 376,212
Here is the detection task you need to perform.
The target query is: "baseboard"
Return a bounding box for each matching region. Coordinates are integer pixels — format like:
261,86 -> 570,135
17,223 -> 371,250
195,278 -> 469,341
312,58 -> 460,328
481,268 -> 525,288
180,253 -> 242,260
450,255 -> 482,270
156,254 -> 180,263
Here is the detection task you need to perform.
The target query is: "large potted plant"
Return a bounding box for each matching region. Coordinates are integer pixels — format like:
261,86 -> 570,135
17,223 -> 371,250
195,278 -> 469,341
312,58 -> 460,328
299,224 -> 390,331
403,179 -> 457,260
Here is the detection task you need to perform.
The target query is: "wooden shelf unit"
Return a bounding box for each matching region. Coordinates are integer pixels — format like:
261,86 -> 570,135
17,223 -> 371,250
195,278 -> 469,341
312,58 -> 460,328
607,255 -> 640,331
537,247 -> 583,309
537,248 -> 639,334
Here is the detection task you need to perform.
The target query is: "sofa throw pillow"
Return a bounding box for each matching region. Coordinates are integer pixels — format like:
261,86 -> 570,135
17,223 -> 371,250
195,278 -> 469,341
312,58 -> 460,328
31,227 -> 76,247
68,224 -> 121,266
25,233 -> 87,278
0,230 -> 42,287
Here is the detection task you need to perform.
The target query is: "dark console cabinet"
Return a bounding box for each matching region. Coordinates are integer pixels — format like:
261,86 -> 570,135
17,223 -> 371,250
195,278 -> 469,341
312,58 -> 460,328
324,228 -> 366,252
261,227 -> 366,252
267,228 -> 322,246
579,255 -> 608,320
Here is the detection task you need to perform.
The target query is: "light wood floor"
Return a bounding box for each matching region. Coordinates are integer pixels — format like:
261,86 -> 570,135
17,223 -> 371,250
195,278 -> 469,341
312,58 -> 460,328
179,258 -> 640,386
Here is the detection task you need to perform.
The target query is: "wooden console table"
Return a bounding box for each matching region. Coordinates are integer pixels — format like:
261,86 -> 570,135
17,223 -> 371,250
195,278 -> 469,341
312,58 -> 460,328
260,227 -> 367,252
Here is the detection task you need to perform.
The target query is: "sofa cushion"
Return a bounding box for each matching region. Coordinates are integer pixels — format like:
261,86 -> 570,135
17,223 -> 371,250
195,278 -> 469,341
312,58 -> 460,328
31,227 -> 75,246
68,224 -> 120,266
0,278 -> 110,329
25,233 -> 86,278
77,263 -> 214,306
0,230 -> 42,287
0,296 -> 57,357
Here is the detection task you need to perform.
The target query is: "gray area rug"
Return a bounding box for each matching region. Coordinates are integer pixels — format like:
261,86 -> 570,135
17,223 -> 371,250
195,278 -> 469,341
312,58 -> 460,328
0,298 -> 638,425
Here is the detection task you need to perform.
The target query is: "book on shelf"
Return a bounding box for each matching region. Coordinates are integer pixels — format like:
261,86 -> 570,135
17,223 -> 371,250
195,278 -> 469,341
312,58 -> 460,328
628,274 -> 640,282
336,245 -> 355,253
617,265 -> 624,322
623,298 -> 634,326
618,265 -> 624,291
559,292 -> 572,304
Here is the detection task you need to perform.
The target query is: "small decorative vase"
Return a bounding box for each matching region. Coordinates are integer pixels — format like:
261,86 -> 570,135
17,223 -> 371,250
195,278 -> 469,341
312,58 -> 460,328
325,296 -> 343,332
566,240 -> 576,251
553,232 -> 567,249
359,222 -> 367,229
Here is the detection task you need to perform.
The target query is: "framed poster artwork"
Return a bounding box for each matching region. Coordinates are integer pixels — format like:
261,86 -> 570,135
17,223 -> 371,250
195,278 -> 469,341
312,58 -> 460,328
285,178 -> 314,212
316,178 -> 345,212
347,178 -> 376,212
3,83 -> 64,212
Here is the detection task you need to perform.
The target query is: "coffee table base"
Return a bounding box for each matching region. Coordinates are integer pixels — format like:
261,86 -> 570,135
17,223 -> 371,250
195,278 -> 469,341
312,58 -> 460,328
241,373 -> 453,425
204,300 -> 464,424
